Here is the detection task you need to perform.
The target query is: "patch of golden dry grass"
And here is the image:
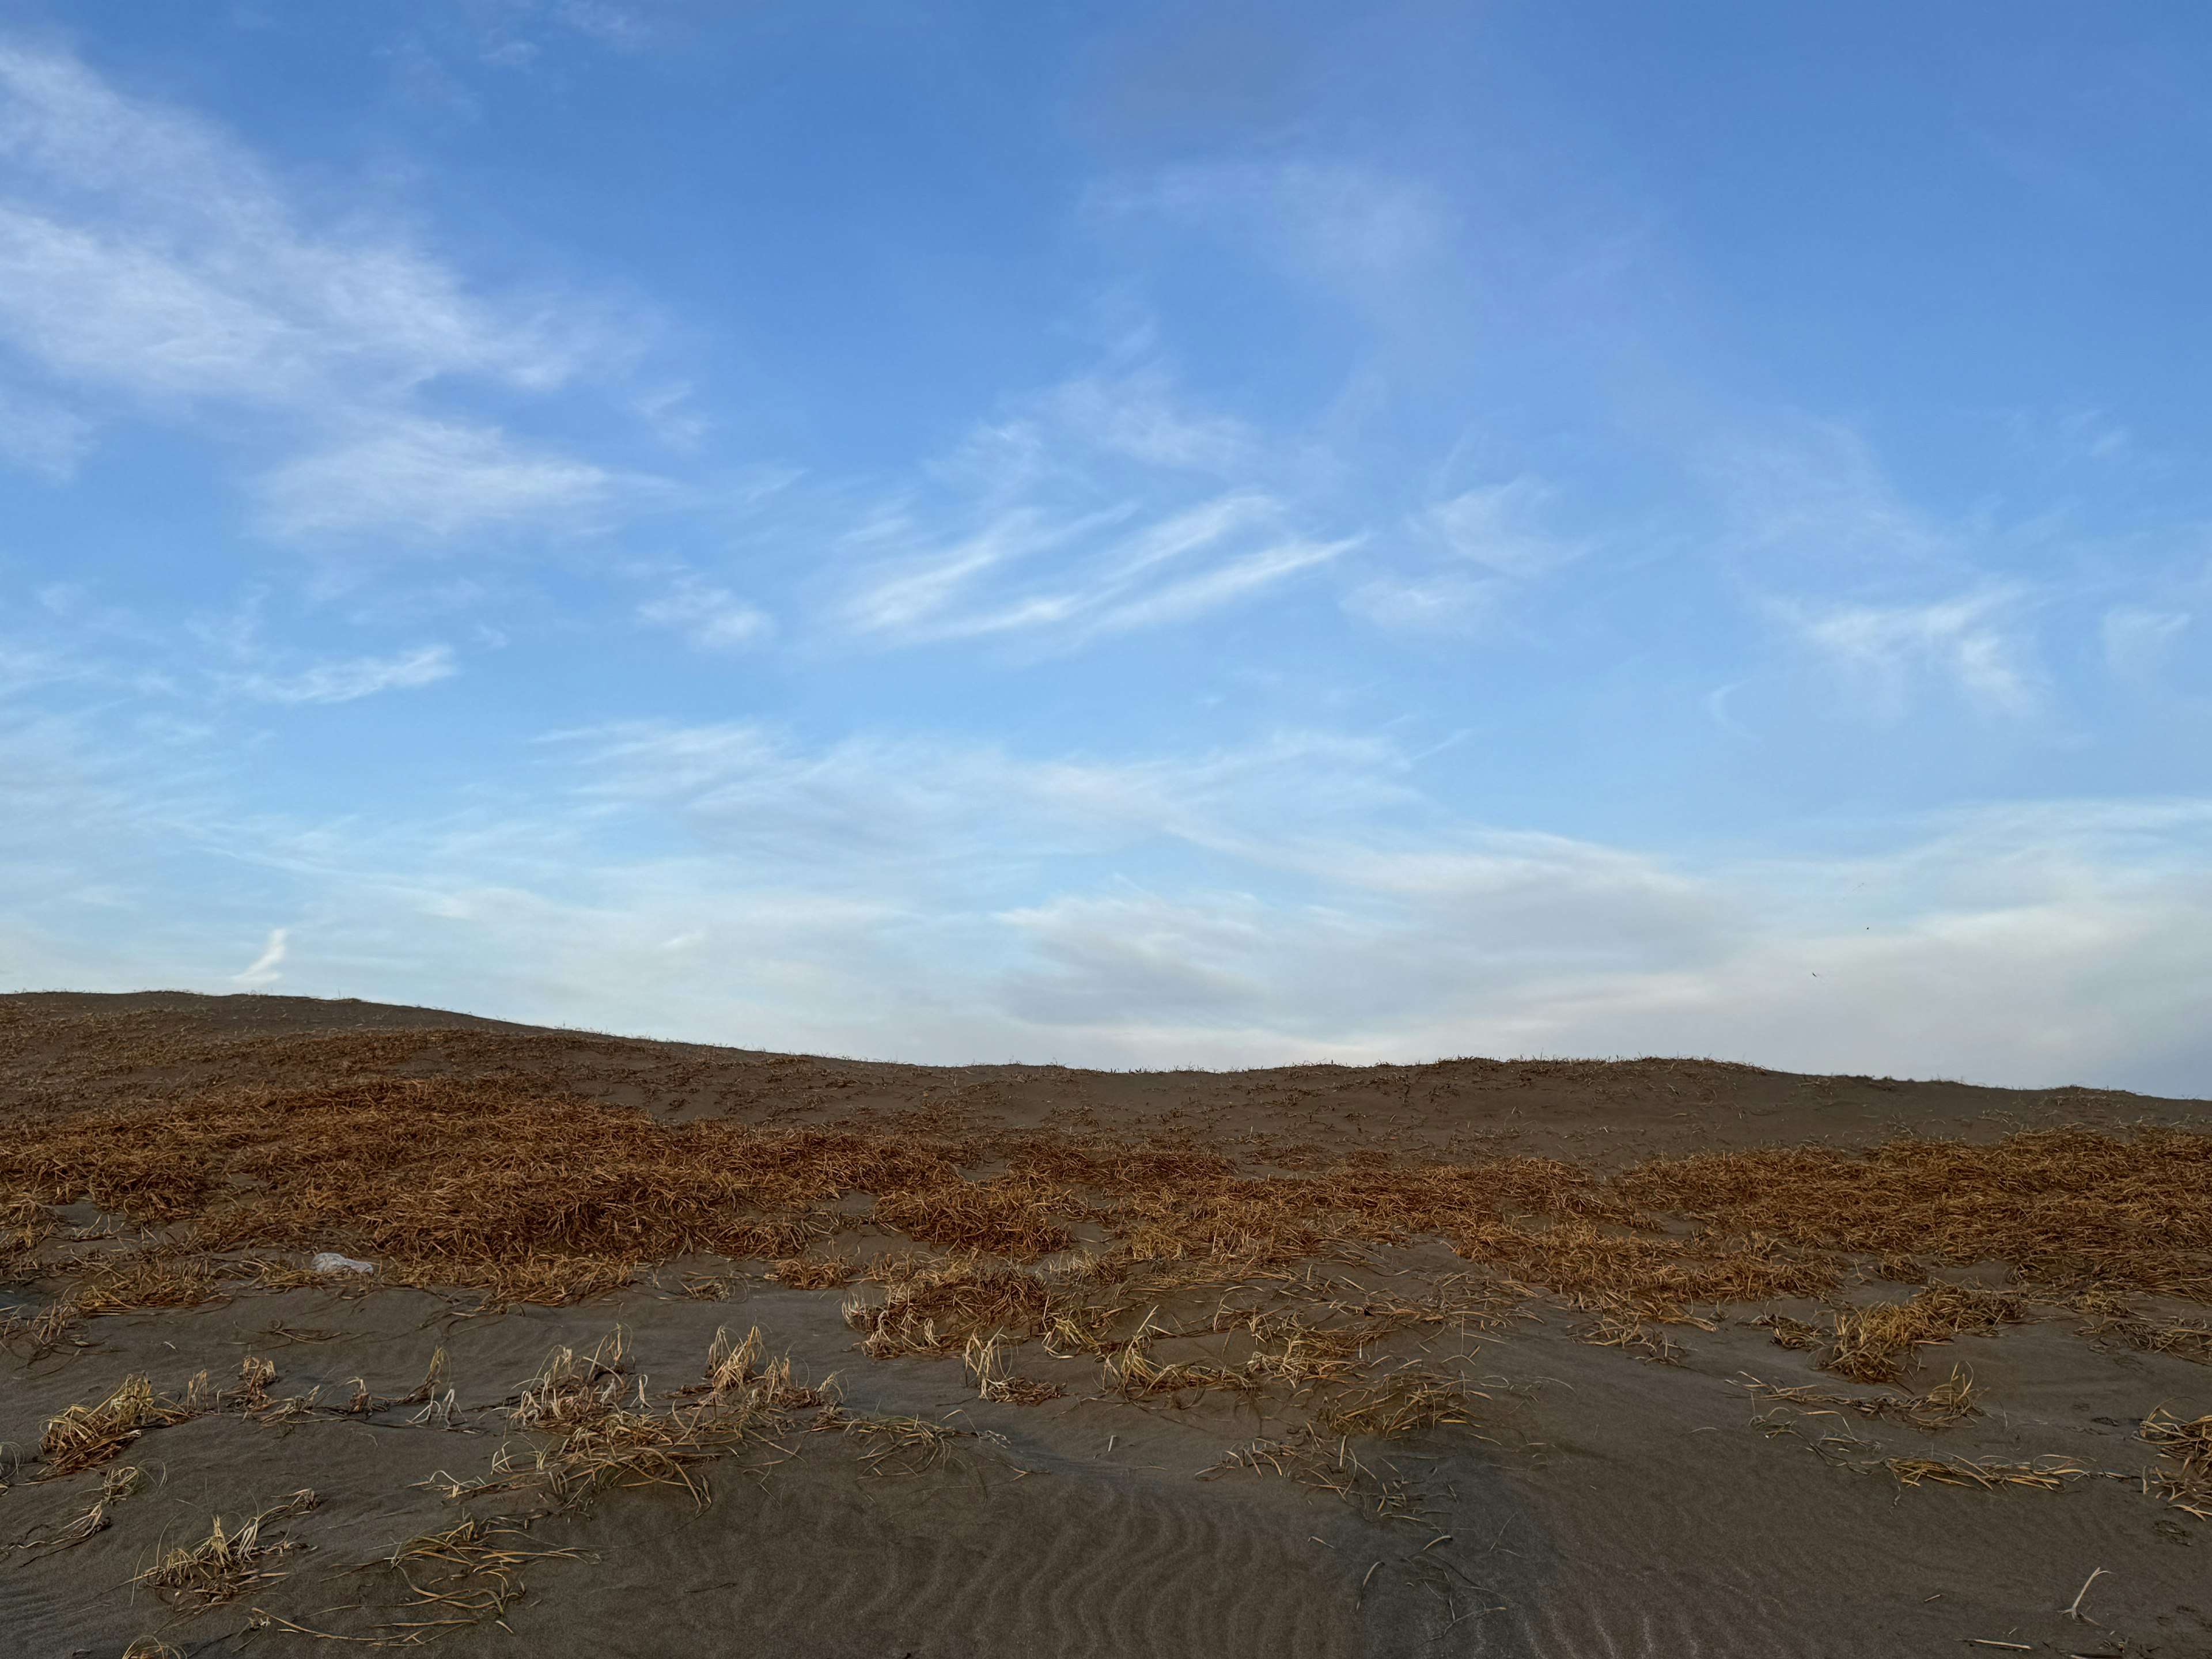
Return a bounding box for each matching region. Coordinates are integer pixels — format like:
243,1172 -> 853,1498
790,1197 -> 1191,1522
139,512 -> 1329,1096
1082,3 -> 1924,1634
1883,1455 -> 2090,1492
2141,1406 -> 2212,1520
134,1488 -> 318,1606
39,1376 -> 190,1476
6,1074 -> 2210,1466
768,1256 -> 854,1289
961,1333 -> 1067,1406
1825,1285 -> 2025,1384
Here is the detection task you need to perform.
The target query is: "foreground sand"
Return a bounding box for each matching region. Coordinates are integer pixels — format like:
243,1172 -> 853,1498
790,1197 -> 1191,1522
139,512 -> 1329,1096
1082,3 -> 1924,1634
2,991 -> 2209,1658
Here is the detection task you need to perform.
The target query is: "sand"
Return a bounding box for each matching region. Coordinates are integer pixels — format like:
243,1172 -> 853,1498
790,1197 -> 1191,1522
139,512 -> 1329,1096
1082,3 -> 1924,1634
2,991 -> 2208,1658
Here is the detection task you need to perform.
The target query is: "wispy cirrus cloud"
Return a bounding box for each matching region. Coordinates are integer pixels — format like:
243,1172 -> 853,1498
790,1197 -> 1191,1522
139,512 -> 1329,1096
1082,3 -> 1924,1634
1346,476 -> 1583,633
635,576 -> 773,650
224,643 -> 457,705
255,419 -> 616,542
1091,158 -> 1448,296
1778,585 -> 2040,718
0,39 -> 630,540
832,368 -> 1357,646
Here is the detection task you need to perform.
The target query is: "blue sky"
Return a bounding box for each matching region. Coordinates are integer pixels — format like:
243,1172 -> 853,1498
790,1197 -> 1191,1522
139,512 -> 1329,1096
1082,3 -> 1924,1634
3,2 -> 2209,1091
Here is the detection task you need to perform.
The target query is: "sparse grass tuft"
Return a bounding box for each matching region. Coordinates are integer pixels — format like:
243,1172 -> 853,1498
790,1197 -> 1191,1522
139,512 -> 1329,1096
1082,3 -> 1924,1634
135,1488 -> 318,1606
385,1517 -> 584,1630
2141,1406 -> 2212,1520
40,1377 -> 192,1477
962,1332 -> 1067,1405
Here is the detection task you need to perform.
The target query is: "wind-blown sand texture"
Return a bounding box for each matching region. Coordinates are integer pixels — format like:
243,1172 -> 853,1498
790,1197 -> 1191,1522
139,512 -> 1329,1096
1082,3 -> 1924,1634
3,991 -> 2210,1657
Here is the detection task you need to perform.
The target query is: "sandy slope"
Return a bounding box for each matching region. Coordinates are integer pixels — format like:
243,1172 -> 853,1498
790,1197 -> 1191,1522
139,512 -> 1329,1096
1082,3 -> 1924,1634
2,993 -> 2208,1658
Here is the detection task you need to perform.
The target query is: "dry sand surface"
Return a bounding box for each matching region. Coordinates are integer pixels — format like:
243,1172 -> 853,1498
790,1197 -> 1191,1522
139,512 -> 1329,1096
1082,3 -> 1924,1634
2,991 -> 2210,1658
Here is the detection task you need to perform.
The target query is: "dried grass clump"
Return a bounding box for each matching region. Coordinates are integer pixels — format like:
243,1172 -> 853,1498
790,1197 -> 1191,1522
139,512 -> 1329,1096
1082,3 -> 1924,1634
1312,1369 -> 1479,1438
872,1177 -> 1075,1260
769,1256 -> 854,1290
463,1326 -> 827,1513
1743,1364 -> 1984,1431
2081,1298 -> 2212,1365
1,1190 -> 54,1255
387,1518 -> 583,1630
69,1249 -> 224,1315
1104,1314 -> 1256,1401
696,1324 -> 828,1414
2141,1407 -> 2212,1520
135,1488 -> 319,1606
845,1256 -> 1067,1358
40,1376 -> 192,1476
961,1334 -> 1066,1405
1883,1455 -> 2088,1492
1826,1285 -> 2024,1384
821,1410 -> 964,1476
509,1331 -> 632,1435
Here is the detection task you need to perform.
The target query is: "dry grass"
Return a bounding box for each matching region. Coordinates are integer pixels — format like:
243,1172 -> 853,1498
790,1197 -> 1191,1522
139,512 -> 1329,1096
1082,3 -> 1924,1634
430,1325 -> 829,1514
7,1075 -> 2208,1342
1311,1369 -> 1478,1438
1741,1364 -> 1985,1431
384,1518 -> 584,1633
135,1488 -> 319,1606
5,1062 -> 2209,1461
961,1332 -> 1066,1405
1104,1310 -> 1257,1401
769,1256 -> 854,1289
819,1409 -> 965,1476
1883,1455 -> 2090,1492
1825,1285 -> 2025,1384
1199,1429 -> 1442,1524
2141,1406 -> 2212,1520
39,1376 -> 192,1476
33,1463 -> 145,1551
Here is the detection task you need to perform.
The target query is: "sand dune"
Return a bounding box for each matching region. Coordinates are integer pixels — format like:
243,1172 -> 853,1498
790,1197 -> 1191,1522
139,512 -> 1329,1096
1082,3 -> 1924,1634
3,992 -> 2209,1657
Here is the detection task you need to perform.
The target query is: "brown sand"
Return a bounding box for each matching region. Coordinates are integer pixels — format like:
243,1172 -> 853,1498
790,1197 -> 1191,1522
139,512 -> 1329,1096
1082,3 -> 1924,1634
2,991 -> 2209,1657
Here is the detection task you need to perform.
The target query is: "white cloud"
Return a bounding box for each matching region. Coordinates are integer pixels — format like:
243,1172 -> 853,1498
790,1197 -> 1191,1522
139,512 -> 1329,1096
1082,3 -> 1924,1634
0,40 -> 620,539
234,926 -> 287,987
227,644 -> 456,704
1421,479 -> 1578,579
636,577 -> 772,650
1048,367 -> 1255,473
832,363 -> 1357,647
0,384 -> 91,477
1781,585 -> 2038,717
2101,604 -> 2190,683
840,494 -> 1353,643
256,419 -> 613,542
1709,421 -> 1961,574
1346,476 -> 1579,634
1097,160 -> 1447,293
